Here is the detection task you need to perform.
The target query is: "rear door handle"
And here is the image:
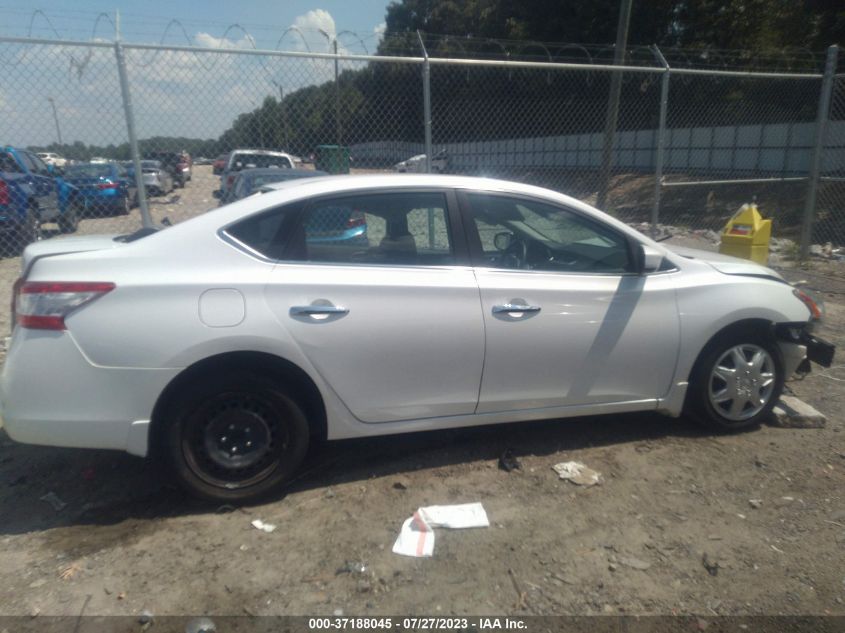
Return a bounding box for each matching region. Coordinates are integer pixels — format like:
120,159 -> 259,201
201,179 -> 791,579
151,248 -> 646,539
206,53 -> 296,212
492,304 -> 541,314
290,305 -> 349,316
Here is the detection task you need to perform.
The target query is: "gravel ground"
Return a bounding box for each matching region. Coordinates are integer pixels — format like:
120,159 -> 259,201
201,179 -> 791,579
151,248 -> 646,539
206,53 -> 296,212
0,167 -> 843,619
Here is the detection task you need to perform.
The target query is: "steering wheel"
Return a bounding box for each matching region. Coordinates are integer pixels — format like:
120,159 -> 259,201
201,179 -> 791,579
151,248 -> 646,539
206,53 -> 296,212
501,238 -> 528,269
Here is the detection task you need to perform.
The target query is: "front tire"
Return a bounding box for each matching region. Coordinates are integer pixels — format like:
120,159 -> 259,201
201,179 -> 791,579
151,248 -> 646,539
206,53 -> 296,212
163,372 -> 310,501
687,329 -> 784,430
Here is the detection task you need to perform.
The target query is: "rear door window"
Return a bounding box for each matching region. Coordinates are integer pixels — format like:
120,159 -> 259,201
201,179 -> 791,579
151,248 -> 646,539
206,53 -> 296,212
284,192 -> 453,266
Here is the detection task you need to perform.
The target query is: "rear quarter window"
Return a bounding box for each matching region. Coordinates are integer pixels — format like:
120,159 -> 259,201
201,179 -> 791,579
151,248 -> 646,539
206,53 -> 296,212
224,201 -> 303,260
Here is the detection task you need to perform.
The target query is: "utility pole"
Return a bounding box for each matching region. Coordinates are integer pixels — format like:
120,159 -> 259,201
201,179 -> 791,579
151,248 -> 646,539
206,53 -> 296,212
596,0 -> 633,211
47,97 -> 62,145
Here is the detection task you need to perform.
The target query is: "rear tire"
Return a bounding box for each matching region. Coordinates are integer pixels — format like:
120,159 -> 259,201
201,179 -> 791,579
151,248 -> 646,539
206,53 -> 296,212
58,200 -> 80,233
17,204 -> 41,250
686,328 -> 784,431
162,372 -> 310,502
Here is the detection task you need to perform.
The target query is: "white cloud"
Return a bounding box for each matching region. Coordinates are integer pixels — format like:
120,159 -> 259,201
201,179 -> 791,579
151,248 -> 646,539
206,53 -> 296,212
292,9 -> 337,50
194,31 -> 256,50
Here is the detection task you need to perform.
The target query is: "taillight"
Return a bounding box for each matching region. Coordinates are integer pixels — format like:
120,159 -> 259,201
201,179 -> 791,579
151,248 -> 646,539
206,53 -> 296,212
793,287 -> 823,320
97,181 -> 118,190
346,211 -> 366,229
0,180 -> 8,206
16,282 -> 115,330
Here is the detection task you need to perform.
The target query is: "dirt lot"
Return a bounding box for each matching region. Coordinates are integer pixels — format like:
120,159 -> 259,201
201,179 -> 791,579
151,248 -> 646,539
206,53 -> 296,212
0,166 -> 844,620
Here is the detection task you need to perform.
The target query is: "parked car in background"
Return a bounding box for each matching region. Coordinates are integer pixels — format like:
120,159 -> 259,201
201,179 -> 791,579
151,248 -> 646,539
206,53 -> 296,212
394,149 -> 449,173
144,151 -> 192,188
63,162 -> 137,216
219,149 -> 295,196
124,160 -> 174,196
0,175 -> 833,501
36,152 -> 68,169
212,153 -> 229,175
90,157 -> 109,164
0,146 -> 79,243
214,167 -> 327,206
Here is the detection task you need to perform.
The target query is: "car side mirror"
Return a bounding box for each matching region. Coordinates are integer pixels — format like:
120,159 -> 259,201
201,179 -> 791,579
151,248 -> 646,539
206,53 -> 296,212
635,243 -> 664,274
493,232 -> 514,251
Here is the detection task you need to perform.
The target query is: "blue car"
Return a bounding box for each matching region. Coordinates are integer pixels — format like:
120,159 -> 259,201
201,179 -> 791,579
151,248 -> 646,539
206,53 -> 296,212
63,162 -> 137,216
0,146 -> 80,247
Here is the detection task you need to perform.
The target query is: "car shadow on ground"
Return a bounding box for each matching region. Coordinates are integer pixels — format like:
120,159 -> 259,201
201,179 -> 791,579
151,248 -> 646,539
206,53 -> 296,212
0,411 -> 743,536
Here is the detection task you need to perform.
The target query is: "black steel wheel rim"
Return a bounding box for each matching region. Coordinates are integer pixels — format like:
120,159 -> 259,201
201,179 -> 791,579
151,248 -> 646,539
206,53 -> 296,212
182,391 -> 290,489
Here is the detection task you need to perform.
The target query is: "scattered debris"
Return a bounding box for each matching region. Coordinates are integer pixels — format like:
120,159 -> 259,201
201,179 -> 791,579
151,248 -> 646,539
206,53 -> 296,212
772,396 -> 827,428
59,564 -> 81,581
393,503 -> 490,557
552,461 -> 602,486
28,579 -> 46,589
215,505 -> 237,514
499,449 -> 522,472
392,479 -> 409,491
138,609 -> 154,625
749,499 -> 763,509
702,553 -> 720,577
250,519 -> 276,533
336,561 -> 367,575
618,556 -> 652,571
39,492 -> 66,512
185,617 -> 217,633
117,592 -> 126,600
507,568 -> 528,610
333,609 -> 344,617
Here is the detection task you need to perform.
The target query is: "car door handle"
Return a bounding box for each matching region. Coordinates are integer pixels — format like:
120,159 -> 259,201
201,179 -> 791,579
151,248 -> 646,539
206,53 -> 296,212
290,305 -> 349,316
492,303 -> 541,314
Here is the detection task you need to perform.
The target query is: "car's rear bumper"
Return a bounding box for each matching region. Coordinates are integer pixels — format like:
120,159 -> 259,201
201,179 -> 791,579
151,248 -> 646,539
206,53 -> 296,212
0,328 -> 177,456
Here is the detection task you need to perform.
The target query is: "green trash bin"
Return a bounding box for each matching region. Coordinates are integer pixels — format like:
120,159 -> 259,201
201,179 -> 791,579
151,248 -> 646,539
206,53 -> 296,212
314,145 -> 350,174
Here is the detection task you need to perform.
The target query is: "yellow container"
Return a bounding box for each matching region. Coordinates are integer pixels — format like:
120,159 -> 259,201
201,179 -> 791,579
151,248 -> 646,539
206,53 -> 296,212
719,203 -> 772,265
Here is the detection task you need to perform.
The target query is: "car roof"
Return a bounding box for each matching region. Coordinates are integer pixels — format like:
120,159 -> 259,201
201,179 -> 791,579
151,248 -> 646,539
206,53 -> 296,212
241,168 -> 326,178
230,149 -> 292,156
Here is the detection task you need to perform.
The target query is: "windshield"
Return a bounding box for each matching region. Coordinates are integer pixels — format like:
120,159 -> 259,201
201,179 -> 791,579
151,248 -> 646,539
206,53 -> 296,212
66,164 -> 113,178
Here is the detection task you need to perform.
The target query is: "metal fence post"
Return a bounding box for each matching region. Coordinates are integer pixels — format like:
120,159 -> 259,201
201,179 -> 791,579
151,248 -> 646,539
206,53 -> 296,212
596,0 -> 633,211
114,16 -> 152,229
651,45 -> 670,236
417,30 -> 433,174
800,44 -> 839,258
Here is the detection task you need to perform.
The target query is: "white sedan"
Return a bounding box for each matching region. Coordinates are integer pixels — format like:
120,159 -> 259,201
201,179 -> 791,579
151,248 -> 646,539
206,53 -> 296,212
0,175 -> 833,501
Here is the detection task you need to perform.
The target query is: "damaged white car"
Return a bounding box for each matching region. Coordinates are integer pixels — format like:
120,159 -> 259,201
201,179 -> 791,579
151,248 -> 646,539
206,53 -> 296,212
0,175 -> 834,501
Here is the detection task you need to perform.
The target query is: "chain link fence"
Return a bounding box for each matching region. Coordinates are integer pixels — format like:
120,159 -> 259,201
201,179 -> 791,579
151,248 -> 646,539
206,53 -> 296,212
0,35 -> 842,294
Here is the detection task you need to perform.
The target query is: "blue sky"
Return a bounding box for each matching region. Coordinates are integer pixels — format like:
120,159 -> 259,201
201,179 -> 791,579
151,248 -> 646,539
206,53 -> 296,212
1,1 -> 392,49
0,2 -> 395,146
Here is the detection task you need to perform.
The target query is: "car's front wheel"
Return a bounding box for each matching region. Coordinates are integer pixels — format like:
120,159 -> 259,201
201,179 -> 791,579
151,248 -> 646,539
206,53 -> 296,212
163,372 -> 310,501
687,330 -> 784,430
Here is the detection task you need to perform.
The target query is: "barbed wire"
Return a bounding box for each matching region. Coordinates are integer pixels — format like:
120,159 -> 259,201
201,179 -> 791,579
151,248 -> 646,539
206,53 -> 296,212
0,7 -> 827,76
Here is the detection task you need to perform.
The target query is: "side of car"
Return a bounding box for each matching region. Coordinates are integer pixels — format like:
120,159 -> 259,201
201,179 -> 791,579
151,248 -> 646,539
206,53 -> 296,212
1,177 -> 823,501
0,147 -> 79,244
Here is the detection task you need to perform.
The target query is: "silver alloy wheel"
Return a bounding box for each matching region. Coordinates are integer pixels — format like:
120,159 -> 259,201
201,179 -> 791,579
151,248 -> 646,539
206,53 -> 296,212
708,344 -> 776,421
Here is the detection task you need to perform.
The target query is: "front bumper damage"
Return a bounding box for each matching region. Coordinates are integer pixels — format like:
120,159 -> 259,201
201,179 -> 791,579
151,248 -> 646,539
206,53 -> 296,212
774,322 -> 836,376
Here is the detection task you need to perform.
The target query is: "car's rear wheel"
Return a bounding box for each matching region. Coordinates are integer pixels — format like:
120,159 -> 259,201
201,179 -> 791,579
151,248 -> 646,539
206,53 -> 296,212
163,372 -> 310,501
687,329 -> 784,430
17,203 -> 41,250
58,199 -> 80,233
